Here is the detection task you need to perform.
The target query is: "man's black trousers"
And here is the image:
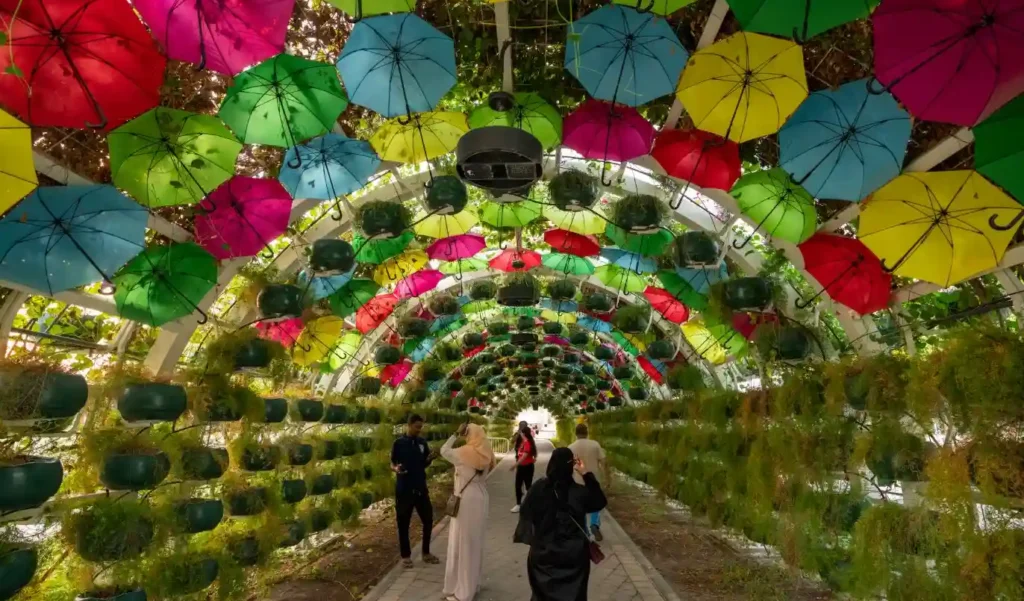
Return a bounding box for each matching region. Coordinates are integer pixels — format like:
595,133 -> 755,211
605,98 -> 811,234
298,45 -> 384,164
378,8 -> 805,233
396,486 -> 433,558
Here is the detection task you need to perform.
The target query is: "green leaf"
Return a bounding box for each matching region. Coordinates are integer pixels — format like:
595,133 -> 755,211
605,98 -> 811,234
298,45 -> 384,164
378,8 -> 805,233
0,32 -> 8,45
4,64 -> 23,77
189,158 -> 206,170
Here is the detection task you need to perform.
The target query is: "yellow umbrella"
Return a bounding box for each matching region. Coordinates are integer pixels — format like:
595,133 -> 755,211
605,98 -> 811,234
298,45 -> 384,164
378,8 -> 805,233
540,310 -> 577,325
676,32 -> 807,143
1,109 -> 38,214
682,322 -> 729,365
414,209 -> 479,238
545,206 -> 606,235
859,171 -> 1022,287
370,112 -> 468,164
373,249 -> 428,286
292,316 -> 347,367
622,332 -> 655,352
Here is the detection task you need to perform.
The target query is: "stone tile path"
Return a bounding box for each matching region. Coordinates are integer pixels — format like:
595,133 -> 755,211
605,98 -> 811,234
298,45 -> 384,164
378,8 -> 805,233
363,441 -> 677,601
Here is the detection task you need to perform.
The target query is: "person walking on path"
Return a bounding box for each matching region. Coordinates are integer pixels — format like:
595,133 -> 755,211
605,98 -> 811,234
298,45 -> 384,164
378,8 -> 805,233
510,421 -> 538,513
568,423 -> 607,541
391,414 -> 441,568
440,423 -> 496,601
514,446 -> 608,601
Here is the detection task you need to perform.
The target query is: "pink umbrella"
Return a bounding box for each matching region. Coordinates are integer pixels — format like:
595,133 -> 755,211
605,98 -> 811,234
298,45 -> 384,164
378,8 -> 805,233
563,99 -> 655,171
134,0 -> 295,76
256,316 -> 303,347
381,360 -> 413,387
194,177 -> 292,260
426,234 -> 487,261
395,270 -> 446,299
544,335 -> 570,346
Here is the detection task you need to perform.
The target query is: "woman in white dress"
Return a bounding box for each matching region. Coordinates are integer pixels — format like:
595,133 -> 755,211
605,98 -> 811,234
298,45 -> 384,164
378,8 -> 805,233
440,423 -> 496,601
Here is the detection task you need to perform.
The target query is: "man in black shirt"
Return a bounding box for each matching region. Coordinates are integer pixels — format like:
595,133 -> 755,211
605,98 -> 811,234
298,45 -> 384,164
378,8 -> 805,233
391,413 -> 440,568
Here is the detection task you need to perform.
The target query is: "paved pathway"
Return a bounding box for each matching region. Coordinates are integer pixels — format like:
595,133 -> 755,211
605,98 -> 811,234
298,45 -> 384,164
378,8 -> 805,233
364,440 -> 674,601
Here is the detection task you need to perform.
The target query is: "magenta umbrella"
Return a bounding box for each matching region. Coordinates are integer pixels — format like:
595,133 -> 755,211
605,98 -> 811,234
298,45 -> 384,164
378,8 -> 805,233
256,316 -> 304,347
134,0 -> 295,75
395,269 -> 446,299
563,99 -> 655,180
426,234 -> 487,261
873,0 -> 1024,126
194,176 -> 292,260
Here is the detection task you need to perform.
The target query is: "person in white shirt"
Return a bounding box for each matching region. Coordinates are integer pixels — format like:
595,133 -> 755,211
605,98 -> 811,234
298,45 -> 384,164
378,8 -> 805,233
567,423 -> 607,541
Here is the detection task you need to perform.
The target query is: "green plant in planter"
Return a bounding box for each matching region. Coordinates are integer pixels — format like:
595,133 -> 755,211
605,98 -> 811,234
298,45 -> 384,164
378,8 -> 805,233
672,231 -> 720,267
65,497 -> 156,562
73,587 -> 147,601
469,280 -> 497,301
355,200 -> 413,240
610,194 -> 667,234
487,322 -> 510,336
177,445 -> 229,481
192,377 -> 263,422
612,305 -> 650,334
419,360 -> 445,383
497,272 -> 540,307
0,356 -> 88,422
547,279 -> 577,301
0,542 -> 37,600
374,345 -> 402,366
232,439 -> 282,472
436,343 -> 462,363
310,238 -> 356,275
173,498 -> 224,534
516,315 -> 536,330
398,316 -> 431,338
429,293 -> 460,316
665,365 -> 705,392
583,292 -> 613,313
568,332 -> 589,346
646,340 -> 676,360
594,345 -> 615,361
720,277 -> 773,311
146,554 -> 219,597
549,169 -> 598,211
354,376 -> 382,396
89,431 -> 171,491
463,332 -> 485,348
425,175 -> 468,214
256,284 -> 305,321
542,322 -> 564,335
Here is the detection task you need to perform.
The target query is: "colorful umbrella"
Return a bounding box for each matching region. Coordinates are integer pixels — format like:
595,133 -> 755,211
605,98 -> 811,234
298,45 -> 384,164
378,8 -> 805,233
414,210 -> 479,238
730,169 -> 817,247
727,0 -> 879,40
328,279 -> 380,318
490,249 -> 542,272
381,360 -> 414,386
354,231 -> 414,264
682,321 -> 745,365
371,112 -> 468,163
297,268 -> 355,301
109,108 -> 242,208
469,92 -> 562,150
279,133 -> 380,201
336,14 -> 456,118
542,252 -> 596,276
0,186 -> 147,294
797,234 -> 891,316
873,0 -> 1024,126
408,337 -> 436,362
596,264 -> 647,293
657,269 -> 708,311
479,200 -> 544,229
651,129 -> 741,191
545,205 -> 608,236
439,258 -> 489,275
644,286 -> 690,324
328,0 -> 414,17
676,263 -> 728,297
327,331 -> 363,371
218,54 -> 348,148
256,317 -> 304,348
544,229 -> 601,257
540,310 -> 577,325
134,0 -> 294,76
113,242 -> 218,327
565,4 -> 689,107
292,315 -> 346,367
356,293 -> 400,334
637,356 -> 664,384
373,250 -> 429,286
731,312 -> 779,340
426,234 -> 487,261
193,177 -> 292,260
612,0 -> 696,16
974,94 -> 1024,204
600,248 -> 658,274
610,332 -> 641,356
605,225 -> 674,258
563,99 -> 655,166
395,270 -> 445,298
0,109 -> 37,214
779,79 -> 911,202
0,0 -> 165,129
859,171 -> 1021,287
540,298 -> 579,313
676,32 -> 807,143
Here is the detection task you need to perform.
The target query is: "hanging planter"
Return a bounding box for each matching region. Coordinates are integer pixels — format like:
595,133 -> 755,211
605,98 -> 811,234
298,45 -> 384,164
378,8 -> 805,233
672,231 -> 720,267
437,344 -> 462,362
497,273 -> 540,307
279,521 -> 306,548
293,398 -> 324,422
365,407 -> 382,424
174,498 -> 224,534
487,322 -> 510,336
75,588 -> 147,601
628,387 -> 648,401
257,284 -> 304,320
398,316 -> 431,338
0,456 -> 63,512
323,404 -> 349,424
311,474 -> 337,496
407,389 -> 429,404
581,364 -> 597,376
516,316 -> 536,330
613,366 -> 635,380
281,479 -> 308,504
161,557 -> 219,595
228,536 -> 263,568
0,367 -> 88,424
609,395 -> 623,407
463,333 -> 485,348
355,376 -> 382,396
547,279 -> 577,301
595,346 -> 615,361
583,292 -> 613,313
565,332 -> 587,347
359,437 -> 375,453
310,239 -> 356,275
469,280 -> 497,301
613,305 -> 650,334
549,169 -> 598,212
540,345 -> 560,358
542,322 -> 564,336
511,332 -> 537,347
373,345 -> 402,367
666,365 -> 705,392
203,396 -> 243,422
180,447 -> 228,481
425,175 -> 469,214
429,293 -> 460,317
0,545 -> 36,601
611,194 -> 667,234
595,401 -> 607,411
101,450 -> 171,491
70,502 -> 155,561
308,509 -> 334,533
226,487 -> 268,516
595,380 -> 612,391
285,443 -> 314,466
421,364 -> 444,382
775,326 -> 812,361
320,440 -> 340,460
463,363 -> 480,378
359,490 -> 376,509
647,340 -> 676,360
446,380 -> 464,393
240,445 -> 281,472
356,200 -> 412,240
118,383 -> 187,423
232,338 -> 280,370
722,277 -> 773,311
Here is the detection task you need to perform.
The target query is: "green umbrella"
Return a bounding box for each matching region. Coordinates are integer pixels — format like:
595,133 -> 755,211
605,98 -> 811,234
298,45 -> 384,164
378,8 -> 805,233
108,108 -> 242,208
354,232 -> 414,264
730,168 -> 817,247
605,224 -> 674,257
463,299 -> 497,315
439,258 -> 489,275
113,242 -> 218,326
218,54 -> 348,148
656,270 -> 708,311
975,94 -> 1024,205
328,279 -> 380,318
609,332 -> 640,356
480,200 -> 544,228
327,0 -> 414,17
542,252 -> 595,276
328,331 -> 363,371
595,264 -> 647,294
726,0 -> 880,41
435,317 -> 468,339
502,307 -> 541,317
469,92 -> 562,150
613,0 -> 696,16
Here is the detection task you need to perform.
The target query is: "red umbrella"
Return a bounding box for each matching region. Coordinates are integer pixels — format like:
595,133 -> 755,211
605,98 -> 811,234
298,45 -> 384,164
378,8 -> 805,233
489,248 -> 542,272
381,360 -> 413,387
256,317 -> 304,347
798,233 -> 892,316
731,312 -> 778,340
543,229 -> 601,257
643,286 -> 690,324
637,356 -> 664,385
464,345 -> 486,359
651,129 -> 741,191
356,293 -> 400,334
0,0 -> 166,129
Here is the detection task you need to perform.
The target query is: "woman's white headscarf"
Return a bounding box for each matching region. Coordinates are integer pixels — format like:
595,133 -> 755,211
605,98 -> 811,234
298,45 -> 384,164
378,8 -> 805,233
456,423 -> 496,471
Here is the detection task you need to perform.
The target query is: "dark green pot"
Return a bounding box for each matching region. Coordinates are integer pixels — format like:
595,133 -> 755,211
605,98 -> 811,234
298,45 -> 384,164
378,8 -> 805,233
320,440 -> 340,460
595,380 -> 612,392
229,536 -> 262,567
613,194 -> 662,233
359,491 -> 375,509
497,282 -> 539,307
776,327 -> 811,360
241,445 -> 281,472
469,281 -> 496,301
257,285 -> 304,320
0,370 -> 88,421
613,366 -> 634,380
74,514 -> 154,561
358,437 -> 374,453
355,377 -> 381,395
226,488 -> 268,516
673,231 -> 720,267
407,389 -> 428,404
583,293 -> 613,313
628,388 -> 648,401
542,322 -> 564,335
233,339 -> 275,370
609,396 -> 622,407
262,397 -> 288,423
75,588 -> 147,601
595,346 -> 615,361
279,478 -> 307,504
358,200 -> 409,239
118,383 -> 186,422
487,322 -> 509,336
0,545 -> 36,601
723,277 -> 772,311
462,363 -> 480,377
323,404 -> 349,424
365,407 -> 382,424
294,399 -> 324,422
516,316 -> 535,330
310,239 -> 355,275
339,437 -> 358,457
286,444 -> 314,466
647,340 -> 676,360
446,380 -> 463,393
569,332 -> 590,347
165,558 -> 218,595
180,447 -> 228,481
425,175 -> 468,214
0,456 -> 62,512
581,364 -> 596,376
175,499 -> 223,534
311,474 -> 336,496
398,317 -> 431,338
279,521 -> 306,548
549,169 -> 598,211
563,354 -> 579,365
547,279 -> 577,301
463,333 -> 485,348
374,346 -> 401,366
308,509 -> 333,532
100,452 -> 170,491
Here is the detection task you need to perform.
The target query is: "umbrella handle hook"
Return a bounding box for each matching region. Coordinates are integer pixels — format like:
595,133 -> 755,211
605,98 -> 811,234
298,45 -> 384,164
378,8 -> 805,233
731,230 -> 756,250
794,290 -> 824,310
989,210 -> 1024,232
865,77 -> 889,96
330,198 -> 345,221
397,113 -> 414,126
601,167 -> 616,187
634,0 -> 654,14
287,153 -> 303,169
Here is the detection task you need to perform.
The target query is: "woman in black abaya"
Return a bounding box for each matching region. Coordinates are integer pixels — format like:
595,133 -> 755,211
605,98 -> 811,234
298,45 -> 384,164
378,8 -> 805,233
514,446 -> 608,601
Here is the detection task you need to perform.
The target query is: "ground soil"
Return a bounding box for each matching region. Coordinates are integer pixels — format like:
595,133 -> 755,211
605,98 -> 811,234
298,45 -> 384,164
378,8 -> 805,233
605,479 -> 832,601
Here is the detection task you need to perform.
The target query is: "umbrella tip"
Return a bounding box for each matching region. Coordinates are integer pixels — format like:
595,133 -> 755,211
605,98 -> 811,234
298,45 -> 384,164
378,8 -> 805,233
488,91 -> 516,112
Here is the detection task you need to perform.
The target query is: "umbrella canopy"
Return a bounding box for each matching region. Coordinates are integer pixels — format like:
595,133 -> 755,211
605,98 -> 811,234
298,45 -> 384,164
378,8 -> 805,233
381,360 -> 414,387
731,169 -> 817,245
427,234 -> 487,261
731,311 -> 779,340
873,0 -> 1024,126
414,210 -> 479,238
540,310 -> 577,326
371,112 -> 468,163
328,0 -> 414,17
651,129 -> 741,191
676,263 -> 728,296
657,269 -> 709,311
408,337 -> 436,362
605,225 -> 674,257
256,316 -> 304,347
545,205 -> 608,235
798,233 -> 892,316
297,268 -> 355,301
563,99 -> 655,163
677,32 -> 807,143
683,320 -> 746,365
113,242 -> 218,327
490,249 -> 542,272
292,316 -> 346,367
595,264 -> 647,293
439,257 -> 489,275
780,79 -> 911,202
395,270 -> 445,298
600,248 -> 658,273
542,252 -> 596,276
354,231 -> 414,264
0,186 -> 147,294
328,330 -> 364,371
644,286 -> 689,323
328,279 -> 381,318
727,0 -> 880,40
218,54 -> 348,148
469,92 -> 562,150
374,249 -> 429,286
279,133 -> 380,200
109,108 -> 242,208
356,293 -> 400,334
974,94 -> 1024,204
544,229 -> 601,257
134,0 -> 294,76
540,298 -> 579,312
336,14 -> 456,117
193,177 -> 292,260
0,109 -> 37,214
859,171 -> 1021,286
565,4 -> 689,107
612,0 -> 696,16
479,200 -> 544,229
637,356 -> 664,384
0,0 -> 165,129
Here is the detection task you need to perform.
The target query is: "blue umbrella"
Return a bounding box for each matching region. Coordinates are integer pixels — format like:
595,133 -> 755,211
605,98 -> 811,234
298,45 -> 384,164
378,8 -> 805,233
279,134 -> 380,201
779,79 -> 912,202
298,268 -> 355,301
578,315 -> 613,333
600,248 -> 658,274
410,337 -> 436,362
430,314 -> 462,333
676,263 -> 728,296
565,4 -> 688,107
336,14 -> 456,118
0,186 -> 147,294
540,298 -> 579,312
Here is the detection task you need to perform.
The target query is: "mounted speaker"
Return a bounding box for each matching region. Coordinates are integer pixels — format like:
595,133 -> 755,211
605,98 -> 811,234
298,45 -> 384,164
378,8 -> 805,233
456,126 -> 543,196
